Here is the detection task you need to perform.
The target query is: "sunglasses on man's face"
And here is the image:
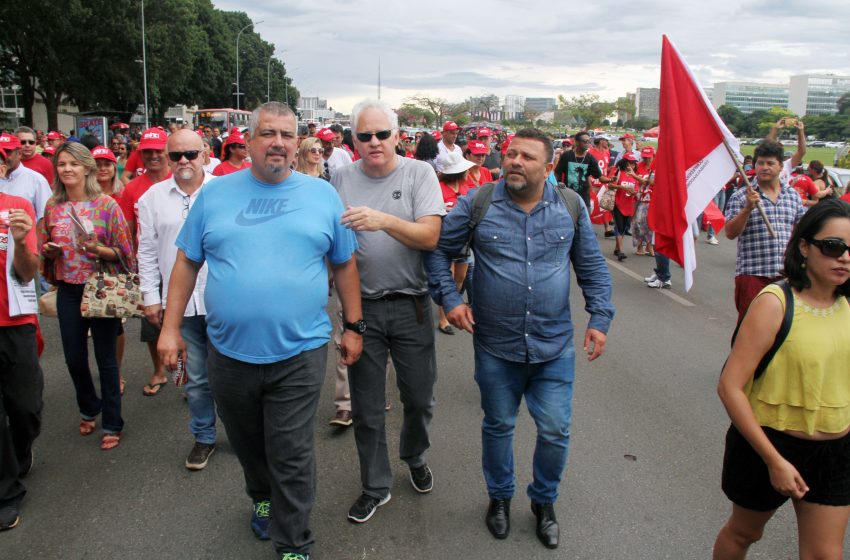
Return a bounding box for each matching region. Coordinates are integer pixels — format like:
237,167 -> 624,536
19,139 -> 37,145
810,238 -> 850,259
355,130 -> 392,142
167,150 -> 201,162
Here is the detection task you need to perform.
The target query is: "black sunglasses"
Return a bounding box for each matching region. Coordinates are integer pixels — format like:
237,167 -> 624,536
167,150 -> 201,162
810,238 -> 850,259
20,140 -> 37,145
355,130 -> 393,142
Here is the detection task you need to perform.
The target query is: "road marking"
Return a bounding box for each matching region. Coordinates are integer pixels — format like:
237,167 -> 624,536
605,258 -> 696,307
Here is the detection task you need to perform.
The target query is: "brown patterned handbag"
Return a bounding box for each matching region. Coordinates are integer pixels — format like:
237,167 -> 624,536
80,252 -> 144,319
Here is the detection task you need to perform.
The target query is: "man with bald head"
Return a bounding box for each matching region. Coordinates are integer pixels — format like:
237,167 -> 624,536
137,130 -> 218,470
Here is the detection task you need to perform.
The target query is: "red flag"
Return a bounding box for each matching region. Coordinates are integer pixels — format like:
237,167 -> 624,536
649,35 -> 740,290
701,200 -> 726,234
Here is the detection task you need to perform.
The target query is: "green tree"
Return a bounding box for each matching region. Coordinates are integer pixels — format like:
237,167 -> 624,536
717,104 -> 744,134
757,106 -> 797,137
558,94 -> 614,129
837,92 -> 850,115
406,94 -> 448,126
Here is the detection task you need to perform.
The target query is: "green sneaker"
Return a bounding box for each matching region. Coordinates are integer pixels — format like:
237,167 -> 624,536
251,500 -> 271,540
280,554 -> 309,560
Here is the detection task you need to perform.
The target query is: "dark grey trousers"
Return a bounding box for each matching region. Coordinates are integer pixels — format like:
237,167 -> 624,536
349,295 -> 437,499
207,343 -> 326,556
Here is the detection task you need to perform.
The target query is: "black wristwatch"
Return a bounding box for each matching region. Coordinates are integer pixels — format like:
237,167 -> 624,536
343,319 -> 367,335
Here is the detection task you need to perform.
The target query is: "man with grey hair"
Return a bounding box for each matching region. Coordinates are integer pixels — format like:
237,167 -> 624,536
158,102 -> 362,560
137,130 -> 217,471
15,127 -> 53,184
332,98 -> 445,524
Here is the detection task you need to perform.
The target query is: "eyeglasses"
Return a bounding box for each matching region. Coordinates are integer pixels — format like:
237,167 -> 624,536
809,238 -> 850,259
20,140 -> 37,145
181,195 -> 190,219
232,144 -> 247,150
308,147 -> 324,154
355,130 -> 393,142
168,150 -> 201,162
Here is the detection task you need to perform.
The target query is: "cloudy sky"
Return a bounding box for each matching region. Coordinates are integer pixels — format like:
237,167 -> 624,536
216,0 -> 850,113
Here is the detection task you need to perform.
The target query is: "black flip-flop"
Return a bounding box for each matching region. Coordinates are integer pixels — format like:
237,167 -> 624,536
143,382 -> 167,397
438,325 -> 455,335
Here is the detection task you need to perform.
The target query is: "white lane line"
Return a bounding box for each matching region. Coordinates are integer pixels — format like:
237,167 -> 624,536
605,258 -> 696,307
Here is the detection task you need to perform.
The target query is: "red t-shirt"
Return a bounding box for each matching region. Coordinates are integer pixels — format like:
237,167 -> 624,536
614,171 -> 637,217
0,193 -> 38,326
841,192 -> 850,204
212,160 -> 252,176
439,181 -> 470,212
124,150 -> 144,179
119,172 -> 171,247
465,166 -> 493,188
791,175 -> 819,201
21,154 -> 54,186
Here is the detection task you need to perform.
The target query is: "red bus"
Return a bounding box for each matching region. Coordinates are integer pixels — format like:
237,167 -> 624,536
194,108 -> 252,132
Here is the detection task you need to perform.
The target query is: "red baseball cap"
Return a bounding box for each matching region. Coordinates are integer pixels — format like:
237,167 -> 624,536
316,128 -> 336,142
224,132 -> 246,147
477,128 -> 492,138
442,121 -> 459,132
622,152 -> 639,162
640,146 -> 655,158
467,140 -> 489,155
43,145 -> 56,156
0,133 -> 22,150
91,145 -> 117,162
619,133 -> 635,141
432,130 -> 442,140
501,133 -> 515,156
47,131 -> 62,140
139,128 -> 168,150
562,138 -> 575,146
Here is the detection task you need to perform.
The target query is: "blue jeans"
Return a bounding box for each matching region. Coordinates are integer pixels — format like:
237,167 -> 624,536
55,282 -> 122,434
474,345 -> 575,504
181,315 -> 215,444
654,253 -> 671,282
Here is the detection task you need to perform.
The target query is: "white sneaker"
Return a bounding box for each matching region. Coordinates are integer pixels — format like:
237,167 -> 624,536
647,279 -> 672,289
707,236 -> 719,245
644,274 -> 657,283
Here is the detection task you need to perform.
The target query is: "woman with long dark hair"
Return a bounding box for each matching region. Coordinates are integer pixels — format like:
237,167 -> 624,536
212,131 -> 251,176
40,143 -> 135,450
414,132 -> 439,171
715,199 -> 850,559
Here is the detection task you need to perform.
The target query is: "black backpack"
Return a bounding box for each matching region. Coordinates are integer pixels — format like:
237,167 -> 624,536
458,181 -> 582,257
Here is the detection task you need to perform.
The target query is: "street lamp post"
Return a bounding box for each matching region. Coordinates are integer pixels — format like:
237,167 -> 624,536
267,49 -> 285,103
236,20 -> 263,110
140,0 -> 150,128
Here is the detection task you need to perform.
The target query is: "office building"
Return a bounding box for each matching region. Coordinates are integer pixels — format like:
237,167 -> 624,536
788,74 -> 850,116
711,82 -> 788,114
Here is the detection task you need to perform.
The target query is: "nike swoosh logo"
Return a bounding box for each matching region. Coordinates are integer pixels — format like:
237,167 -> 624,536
235,209 -> 297,226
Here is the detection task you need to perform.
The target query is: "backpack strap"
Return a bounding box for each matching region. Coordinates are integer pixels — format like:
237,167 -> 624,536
554,181 -> 582,232
459,182 -> 497,257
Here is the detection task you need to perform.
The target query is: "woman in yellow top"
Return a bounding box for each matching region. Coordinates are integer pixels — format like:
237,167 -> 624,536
715,199 -> 850,559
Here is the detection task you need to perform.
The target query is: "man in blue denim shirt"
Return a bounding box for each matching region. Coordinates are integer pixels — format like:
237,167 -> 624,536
426,128 -> 615,550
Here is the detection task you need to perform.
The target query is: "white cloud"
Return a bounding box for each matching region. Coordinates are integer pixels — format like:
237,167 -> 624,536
214,0 -> 850,113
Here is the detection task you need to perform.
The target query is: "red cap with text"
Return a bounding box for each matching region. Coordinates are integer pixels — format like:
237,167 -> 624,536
316,128 -> 336,142
477,128 -> 492,138
138,128 -> 168,150
91,145 -> 117,162
467,141 -> 489,155
442,121 -> 459,131
0,133 -> 22,150
640,146 -> 655,158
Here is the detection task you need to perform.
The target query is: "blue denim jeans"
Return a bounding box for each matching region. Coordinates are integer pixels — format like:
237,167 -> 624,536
180,315 -> 215,444
474,345 -> 575,504
654,253 -> 671,282
55,282 -> 123,434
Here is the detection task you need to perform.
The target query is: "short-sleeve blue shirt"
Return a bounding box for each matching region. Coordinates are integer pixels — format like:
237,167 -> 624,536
176,169 -> 357,364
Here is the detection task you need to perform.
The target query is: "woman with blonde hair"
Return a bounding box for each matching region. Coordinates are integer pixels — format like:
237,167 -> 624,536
40,142 -> 135,450
295,137 -> 328,180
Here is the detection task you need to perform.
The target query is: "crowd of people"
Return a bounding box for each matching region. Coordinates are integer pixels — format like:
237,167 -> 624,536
0,102 -> 849,560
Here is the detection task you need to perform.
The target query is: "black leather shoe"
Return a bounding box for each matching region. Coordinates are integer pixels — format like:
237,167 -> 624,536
531,501 -> 559,549
485,498 -> 510,539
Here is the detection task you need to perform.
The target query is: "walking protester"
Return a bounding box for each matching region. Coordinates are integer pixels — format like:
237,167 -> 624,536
117,127 -> 172,397
790,171 -> 821,208
200,137 -> 221,175
40,143 -> 135,451
120,144 -> 144,185
115,141 -> 130,179
294,138 -> 328,181
158,102 -> 361,560
426,128 -> 614,550
414,132 -> 440,171
212,130 -> 251,176
476,128 -> 502,179
808,160 -> 838,199
0,134 -> 52,228
329,123 -> 354,157
464,140 -> 494,188
553,131 -> 612,209
633,146 -> 655,257
316,128 -> 353,182
46,131 -> 63,151
714,199 -> 850,560
435,121 -> 463,172
435,151 -> 474,335
0,151 -> 42,530
137,130 -> 217,471
332,98 -> 445,524
15,127 -> 54,185
724,140 -> 806,321
612,133 -> 641,166
608,153 -> 639,261
209,127 -> 223,160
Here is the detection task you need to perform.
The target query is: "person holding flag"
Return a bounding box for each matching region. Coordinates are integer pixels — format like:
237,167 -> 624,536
724,139 -> 805,321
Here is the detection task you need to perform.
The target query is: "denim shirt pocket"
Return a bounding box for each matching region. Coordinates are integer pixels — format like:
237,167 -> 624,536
543,228 -> 571,266
476,228 -> 514,266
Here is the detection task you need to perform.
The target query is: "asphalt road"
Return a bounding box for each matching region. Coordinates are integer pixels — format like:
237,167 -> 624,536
3,227 -> 839,559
